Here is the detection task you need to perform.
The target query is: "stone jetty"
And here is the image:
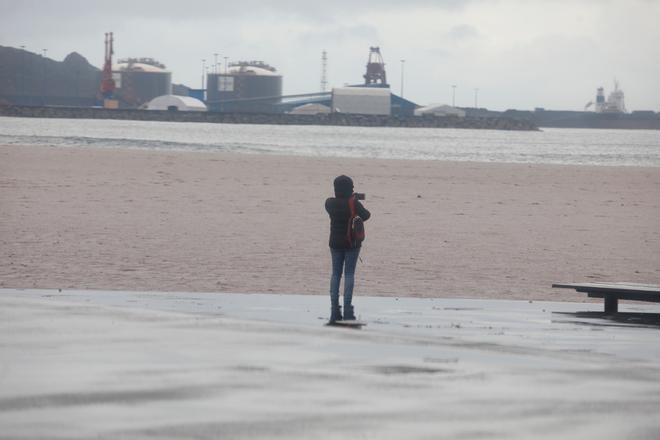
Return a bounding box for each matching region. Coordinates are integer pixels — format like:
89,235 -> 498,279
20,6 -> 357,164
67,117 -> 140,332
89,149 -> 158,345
0,105 -> 539,131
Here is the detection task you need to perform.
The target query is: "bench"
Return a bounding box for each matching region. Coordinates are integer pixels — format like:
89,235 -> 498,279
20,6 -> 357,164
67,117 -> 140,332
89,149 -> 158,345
552,282 -> 660,313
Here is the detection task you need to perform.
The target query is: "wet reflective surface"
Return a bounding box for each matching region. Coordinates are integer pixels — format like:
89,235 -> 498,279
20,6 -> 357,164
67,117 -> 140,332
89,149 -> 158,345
2,289 -> 660,439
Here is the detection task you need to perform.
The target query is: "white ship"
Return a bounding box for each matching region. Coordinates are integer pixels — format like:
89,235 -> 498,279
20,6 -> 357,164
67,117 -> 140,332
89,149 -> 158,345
585,80 -> 627,113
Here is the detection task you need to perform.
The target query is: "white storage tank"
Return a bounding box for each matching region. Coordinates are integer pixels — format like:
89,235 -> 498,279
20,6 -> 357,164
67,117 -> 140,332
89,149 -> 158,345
332,87 -> 391,116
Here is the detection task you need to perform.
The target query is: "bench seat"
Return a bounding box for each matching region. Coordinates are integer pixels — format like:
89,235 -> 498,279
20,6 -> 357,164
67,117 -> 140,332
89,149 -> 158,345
552,282 -> 660,313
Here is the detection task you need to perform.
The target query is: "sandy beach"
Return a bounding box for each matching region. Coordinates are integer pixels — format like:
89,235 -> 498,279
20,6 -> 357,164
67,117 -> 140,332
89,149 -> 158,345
1,144 -> 658,300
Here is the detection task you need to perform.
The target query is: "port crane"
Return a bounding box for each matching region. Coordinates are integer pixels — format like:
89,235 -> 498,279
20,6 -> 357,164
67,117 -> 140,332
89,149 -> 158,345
99,32 -> 116,101
363,47 -> 387,86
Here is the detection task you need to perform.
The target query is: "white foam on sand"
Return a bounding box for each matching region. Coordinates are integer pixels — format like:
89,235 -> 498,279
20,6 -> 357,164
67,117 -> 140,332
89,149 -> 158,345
1,288 -> 660,439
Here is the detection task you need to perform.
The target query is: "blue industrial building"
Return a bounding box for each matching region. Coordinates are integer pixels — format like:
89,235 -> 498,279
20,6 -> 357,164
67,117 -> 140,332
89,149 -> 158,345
390,93 -> 419,117
269,88 -> 418,117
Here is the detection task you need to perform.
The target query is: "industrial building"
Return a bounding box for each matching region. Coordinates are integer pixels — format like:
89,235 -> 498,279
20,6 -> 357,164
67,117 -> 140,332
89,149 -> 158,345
199,47 -> 418,116
332,87 -> 391,116
5,33 -> 659,130
205,61 -> 282,112
273,88 -> 416,117
1,40 -> 424,117
112,58 -> 172,108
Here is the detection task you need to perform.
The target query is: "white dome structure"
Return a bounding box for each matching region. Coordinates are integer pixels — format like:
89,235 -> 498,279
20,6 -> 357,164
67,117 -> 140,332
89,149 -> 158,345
145,95 -> 207,112
289,103 -> 331,115
414,104 -> 466,117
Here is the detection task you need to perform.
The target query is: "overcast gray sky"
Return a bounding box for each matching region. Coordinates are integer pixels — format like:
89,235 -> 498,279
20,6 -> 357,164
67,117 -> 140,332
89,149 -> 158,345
2,0 -> 659,111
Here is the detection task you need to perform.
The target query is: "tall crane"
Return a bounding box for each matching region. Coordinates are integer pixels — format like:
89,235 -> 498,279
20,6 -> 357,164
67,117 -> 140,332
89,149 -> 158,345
363,47 -> 387,86
100,32 -> 116,105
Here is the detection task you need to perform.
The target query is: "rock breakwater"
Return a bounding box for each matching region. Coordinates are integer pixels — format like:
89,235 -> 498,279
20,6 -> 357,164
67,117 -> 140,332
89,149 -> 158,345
0,105 -> 538,131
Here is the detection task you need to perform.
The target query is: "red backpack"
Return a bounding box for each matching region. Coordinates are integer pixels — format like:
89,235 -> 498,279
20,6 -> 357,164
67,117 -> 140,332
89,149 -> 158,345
346,196 -> 366,248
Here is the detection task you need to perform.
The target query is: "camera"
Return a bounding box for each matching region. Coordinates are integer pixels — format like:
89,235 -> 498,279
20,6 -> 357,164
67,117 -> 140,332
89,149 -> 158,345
354,192 -> 366,200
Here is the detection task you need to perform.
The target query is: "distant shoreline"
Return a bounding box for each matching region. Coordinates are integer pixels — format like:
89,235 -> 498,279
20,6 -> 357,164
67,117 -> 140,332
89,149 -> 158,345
0,104 -> 538,131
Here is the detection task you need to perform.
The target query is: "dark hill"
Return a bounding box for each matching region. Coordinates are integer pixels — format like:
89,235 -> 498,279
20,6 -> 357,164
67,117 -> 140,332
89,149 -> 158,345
0,46 -> 101,106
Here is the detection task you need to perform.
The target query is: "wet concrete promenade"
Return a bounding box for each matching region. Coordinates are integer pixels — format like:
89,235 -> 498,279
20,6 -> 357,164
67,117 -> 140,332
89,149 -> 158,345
1,289 -> 659,439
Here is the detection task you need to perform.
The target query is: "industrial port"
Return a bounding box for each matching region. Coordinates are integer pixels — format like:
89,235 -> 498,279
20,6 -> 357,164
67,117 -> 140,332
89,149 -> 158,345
0,34 -> 658,130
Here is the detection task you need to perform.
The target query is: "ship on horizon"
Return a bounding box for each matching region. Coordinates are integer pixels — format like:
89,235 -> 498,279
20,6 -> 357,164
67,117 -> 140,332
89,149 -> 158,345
585,80 -> 626,114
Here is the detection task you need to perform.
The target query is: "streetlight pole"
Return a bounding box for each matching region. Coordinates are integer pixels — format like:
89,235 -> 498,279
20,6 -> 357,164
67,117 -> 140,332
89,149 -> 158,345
451,84 -> 457,107
213,53 -> 218,74
205,66 -> 210,95
400,59 -> 405,98
201,59 -> 206,90
474,88 -> 479,108
224,56 -> 228,74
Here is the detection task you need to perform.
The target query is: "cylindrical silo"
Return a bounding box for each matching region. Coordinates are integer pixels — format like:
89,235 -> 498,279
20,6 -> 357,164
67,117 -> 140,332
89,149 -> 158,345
113,58 -> 172,108
206,61 -> 282,112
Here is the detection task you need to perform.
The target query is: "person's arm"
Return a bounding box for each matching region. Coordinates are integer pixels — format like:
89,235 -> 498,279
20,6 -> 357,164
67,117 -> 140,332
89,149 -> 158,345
355,200 -> 371,221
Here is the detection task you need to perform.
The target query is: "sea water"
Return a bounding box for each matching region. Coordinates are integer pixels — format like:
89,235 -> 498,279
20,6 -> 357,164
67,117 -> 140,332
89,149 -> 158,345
1,116 -> 659,166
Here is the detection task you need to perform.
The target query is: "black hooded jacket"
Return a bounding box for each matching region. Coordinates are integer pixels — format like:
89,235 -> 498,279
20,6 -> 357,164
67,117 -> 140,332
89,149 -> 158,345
325,175 -> 371,249
325,197 -> 371,249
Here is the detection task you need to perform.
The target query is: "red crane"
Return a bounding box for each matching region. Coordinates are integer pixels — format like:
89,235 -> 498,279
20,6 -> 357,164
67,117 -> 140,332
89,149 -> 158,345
100,32 -> 116,99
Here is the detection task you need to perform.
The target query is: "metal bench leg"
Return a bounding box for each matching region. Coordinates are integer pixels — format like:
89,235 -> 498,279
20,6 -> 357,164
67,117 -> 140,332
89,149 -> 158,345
604,296 -> 618,314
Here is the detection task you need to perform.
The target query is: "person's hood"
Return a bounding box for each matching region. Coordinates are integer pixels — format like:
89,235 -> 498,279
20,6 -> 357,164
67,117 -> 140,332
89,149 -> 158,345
333,175 -> 354,198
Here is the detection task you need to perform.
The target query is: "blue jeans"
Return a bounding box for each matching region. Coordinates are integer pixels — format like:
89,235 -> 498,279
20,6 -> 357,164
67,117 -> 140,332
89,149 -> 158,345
330,247 -> 361,308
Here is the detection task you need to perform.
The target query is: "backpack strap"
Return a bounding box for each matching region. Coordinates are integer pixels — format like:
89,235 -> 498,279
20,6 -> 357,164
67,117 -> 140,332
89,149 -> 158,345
348,195 -> 356,217
346,195 -> 356,246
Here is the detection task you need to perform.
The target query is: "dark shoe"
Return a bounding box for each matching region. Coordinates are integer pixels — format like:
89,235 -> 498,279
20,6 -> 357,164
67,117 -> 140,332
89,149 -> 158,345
329,305 -> 343,323
344,305 -> 356,321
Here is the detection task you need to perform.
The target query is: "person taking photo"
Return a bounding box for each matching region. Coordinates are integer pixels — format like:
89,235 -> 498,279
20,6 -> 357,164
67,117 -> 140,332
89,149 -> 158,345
324,175 -> 371,323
